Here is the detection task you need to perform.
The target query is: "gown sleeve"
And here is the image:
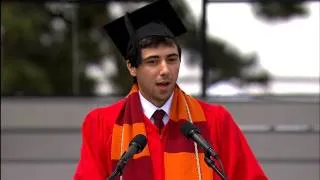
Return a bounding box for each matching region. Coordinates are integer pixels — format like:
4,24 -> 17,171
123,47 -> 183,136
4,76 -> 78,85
73,108 -> 109,180
214,105 -> 269,180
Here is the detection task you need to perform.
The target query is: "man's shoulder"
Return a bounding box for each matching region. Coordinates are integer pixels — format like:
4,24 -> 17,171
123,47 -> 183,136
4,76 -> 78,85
194,98 -> 235,124
194,98 -> 237,129
195,98 -> 228,114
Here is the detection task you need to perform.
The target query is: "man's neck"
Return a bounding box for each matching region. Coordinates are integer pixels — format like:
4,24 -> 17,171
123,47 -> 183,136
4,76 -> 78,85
138,91 -> 174,119
139,92 -> 172,108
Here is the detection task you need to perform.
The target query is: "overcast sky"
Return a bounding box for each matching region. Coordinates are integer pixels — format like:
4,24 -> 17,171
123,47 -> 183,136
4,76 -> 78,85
184,1 -> 319,78
178,1 -> 319,95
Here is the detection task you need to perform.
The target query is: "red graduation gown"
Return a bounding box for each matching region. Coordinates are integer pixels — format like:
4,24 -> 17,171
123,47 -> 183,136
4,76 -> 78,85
74,99 -> 268,180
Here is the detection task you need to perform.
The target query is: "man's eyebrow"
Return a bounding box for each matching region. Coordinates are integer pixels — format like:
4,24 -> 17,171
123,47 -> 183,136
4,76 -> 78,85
144,55 -> 160,61
143,53 -> 179,61
167,53 -> 179,58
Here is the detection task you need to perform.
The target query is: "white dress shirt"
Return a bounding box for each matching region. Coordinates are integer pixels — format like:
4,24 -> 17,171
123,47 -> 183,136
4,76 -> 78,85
139,91 -> 173,125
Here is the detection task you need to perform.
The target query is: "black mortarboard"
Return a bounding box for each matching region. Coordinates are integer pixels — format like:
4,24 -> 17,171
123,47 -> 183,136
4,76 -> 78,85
102,0 -> 187,60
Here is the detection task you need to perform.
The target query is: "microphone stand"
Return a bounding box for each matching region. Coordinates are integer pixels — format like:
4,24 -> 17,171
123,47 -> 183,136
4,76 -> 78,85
107,153 -> 127,180
204,152 -> 227,180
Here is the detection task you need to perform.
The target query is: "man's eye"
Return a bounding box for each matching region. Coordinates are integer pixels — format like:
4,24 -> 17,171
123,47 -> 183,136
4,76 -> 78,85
168,58 -> 178,62
147,59 -> 157,64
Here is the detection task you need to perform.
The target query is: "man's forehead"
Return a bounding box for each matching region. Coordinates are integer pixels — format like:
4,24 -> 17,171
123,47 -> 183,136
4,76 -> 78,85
141,45 -> 179,57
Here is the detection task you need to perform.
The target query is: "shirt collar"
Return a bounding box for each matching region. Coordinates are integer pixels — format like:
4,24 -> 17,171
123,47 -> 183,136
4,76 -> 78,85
139,91 -> 173,119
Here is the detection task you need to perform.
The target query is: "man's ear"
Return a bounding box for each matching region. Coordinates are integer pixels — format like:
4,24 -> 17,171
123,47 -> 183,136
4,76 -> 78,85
126,60 -> 137,77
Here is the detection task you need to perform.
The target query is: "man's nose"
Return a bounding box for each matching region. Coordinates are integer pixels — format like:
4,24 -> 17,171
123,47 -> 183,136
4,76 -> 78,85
159,60 -> 169,75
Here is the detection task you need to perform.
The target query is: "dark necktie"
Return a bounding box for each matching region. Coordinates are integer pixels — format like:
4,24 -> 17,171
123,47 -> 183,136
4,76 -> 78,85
152,109 -> 165,134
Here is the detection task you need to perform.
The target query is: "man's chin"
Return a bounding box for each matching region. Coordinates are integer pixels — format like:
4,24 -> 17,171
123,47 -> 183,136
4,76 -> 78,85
155,94 -> 171,103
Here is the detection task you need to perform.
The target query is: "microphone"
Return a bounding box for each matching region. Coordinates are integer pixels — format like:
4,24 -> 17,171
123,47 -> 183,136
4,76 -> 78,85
180,121 -> 227,180
180,121 -> 218,158
108,134 -> 147,180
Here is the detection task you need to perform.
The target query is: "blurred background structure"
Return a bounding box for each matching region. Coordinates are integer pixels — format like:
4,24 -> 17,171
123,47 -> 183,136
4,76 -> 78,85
1,0 -> 319,179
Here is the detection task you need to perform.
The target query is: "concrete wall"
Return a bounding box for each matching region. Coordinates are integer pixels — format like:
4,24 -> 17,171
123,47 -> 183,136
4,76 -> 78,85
1,96 -> 319,180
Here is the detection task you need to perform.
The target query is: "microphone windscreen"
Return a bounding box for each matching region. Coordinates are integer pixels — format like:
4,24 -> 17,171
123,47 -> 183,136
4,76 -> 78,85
130,134 -> 147,152
180,121 -> 199,138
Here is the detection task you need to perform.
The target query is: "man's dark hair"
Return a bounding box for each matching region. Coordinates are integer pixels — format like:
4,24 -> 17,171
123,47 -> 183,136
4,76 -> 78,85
126,36 -> 182,83
126,36 -> 181,67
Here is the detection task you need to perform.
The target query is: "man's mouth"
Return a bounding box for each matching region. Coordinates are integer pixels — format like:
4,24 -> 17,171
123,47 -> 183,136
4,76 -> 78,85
156,82 -> 170,86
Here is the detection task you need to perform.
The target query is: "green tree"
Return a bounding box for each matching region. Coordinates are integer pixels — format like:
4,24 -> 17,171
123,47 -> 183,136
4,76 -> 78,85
1,2 -> 109,96
253,0 -> 309,21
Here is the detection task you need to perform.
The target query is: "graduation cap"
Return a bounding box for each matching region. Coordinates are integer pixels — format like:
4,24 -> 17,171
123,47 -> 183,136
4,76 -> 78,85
102,0 -> 187,61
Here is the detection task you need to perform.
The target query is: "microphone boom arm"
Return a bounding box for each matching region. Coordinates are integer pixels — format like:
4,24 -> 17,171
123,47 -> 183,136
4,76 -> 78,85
204,153 -> 227,180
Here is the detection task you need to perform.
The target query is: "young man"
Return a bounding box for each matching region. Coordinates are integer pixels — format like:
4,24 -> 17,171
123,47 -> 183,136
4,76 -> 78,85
74,0 -> 268,179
